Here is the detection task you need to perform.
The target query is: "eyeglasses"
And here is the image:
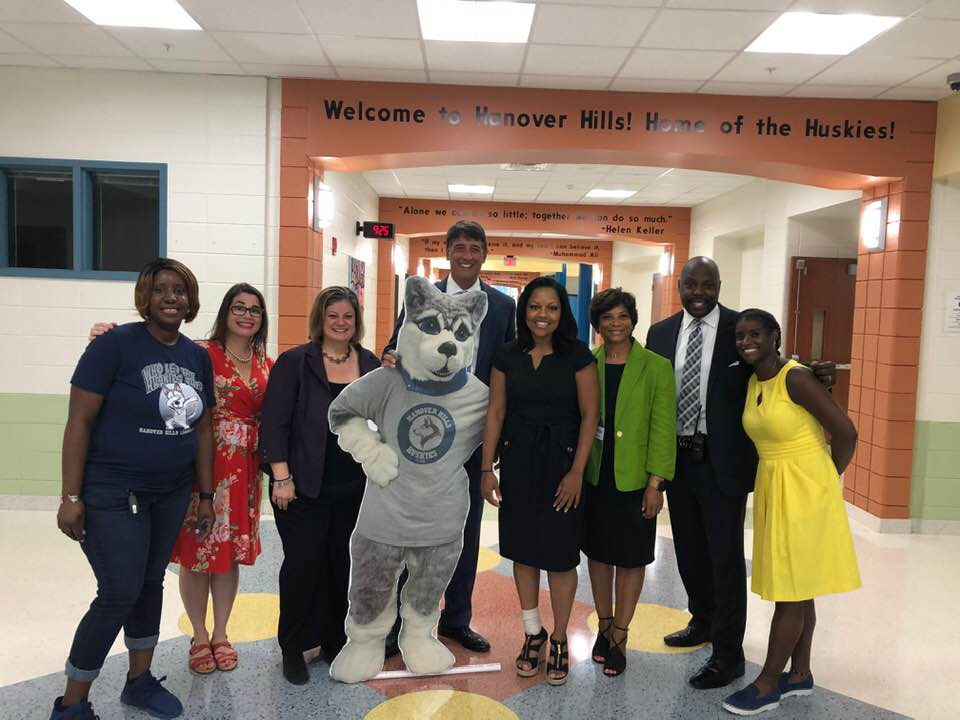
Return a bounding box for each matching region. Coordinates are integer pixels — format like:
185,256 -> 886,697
230,304 -> 263,317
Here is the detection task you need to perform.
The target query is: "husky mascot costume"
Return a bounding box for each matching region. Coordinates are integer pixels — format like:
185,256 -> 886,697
328,276 -> 490,683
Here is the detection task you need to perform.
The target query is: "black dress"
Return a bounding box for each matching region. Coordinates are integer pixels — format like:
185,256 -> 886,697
581,363 -> 657,568
494,340 -> 596,572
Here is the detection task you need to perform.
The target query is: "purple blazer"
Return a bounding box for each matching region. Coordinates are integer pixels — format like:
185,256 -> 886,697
260,341 -> 380,499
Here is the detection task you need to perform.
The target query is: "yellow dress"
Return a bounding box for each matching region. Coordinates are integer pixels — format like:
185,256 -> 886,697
742,360 -> 861,601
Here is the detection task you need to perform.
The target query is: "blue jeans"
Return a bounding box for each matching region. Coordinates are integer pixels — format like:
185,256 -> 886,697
65,481 -> 191,681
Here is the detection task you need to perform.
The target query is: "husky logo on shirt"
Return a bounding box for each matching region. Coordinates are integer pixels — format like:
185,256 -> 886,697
159,383 -> 202,430
398,403 -> 456,464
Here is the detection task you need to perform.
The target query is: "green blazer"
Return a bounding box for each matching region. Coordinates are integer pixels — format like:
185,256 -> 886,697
586,340 -> 677,491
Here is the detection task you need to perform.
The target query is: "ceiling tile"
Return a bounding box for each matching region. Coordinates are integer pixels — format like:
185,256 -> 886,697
425,41 -> 525,73
608,78 -> 705,92
859,19 -> 960,59
429,71 -> 518,86
3,23 -> 133,56
148,59 -> 246,75
0,0 -> 88,23
639,10 -> 778,51
520,74 -> 612,90
619,49 -> 734,80
239,63 -> 336,78
789,84 -> 885,98
337,67 -> 427,82
0,53 -> 58,67
666,0 -> 790,8
530,5 -> 655,47
0,28 -> 33,53
700,81 -> 797,95
877,86 -> 950,100
789,0 -> 927,14
919,0 -> 960,19
52,55 -> 153,71
178,0 -> 310,34
903,60 -> 960,88
320,37 -> 423,69
298,0 -> 420,40
713,52 -> 838,84
213,32 -> 326,64
523,44 -> 630,76
104,28 -> 233,61
814,55 -> 942,86
537,0 -> 661,6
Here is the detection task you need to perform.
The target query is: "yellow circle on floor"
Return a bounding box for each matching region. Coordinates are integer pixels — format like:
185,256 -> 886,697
177,592 -> 278,643
476,546 -> 502,573
364,691 -> 517,720
587,604 -> 706,654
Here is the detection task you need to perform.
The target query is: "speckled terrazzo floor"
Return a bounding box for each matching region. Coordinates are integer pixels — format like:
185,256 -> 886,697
0,509 -> 919,720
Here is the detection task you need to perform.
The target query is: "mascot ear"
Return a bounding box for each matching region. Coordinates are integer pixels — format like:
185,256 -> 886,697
404,276 -> 433,317
463,291 -> 488,330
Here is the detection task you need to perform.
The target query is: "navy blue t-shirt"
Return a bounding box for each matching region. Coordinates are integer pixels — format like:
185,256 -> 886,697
70,322 -> 215,492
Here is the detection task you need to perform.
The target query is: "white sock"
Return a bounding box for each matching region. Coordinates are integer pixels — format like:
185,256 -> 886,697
522,607 -> 541,636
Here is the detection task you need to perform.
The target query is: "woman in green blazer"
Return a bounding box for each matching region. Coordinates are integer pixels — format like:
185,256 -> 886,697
583,288 -> 676,677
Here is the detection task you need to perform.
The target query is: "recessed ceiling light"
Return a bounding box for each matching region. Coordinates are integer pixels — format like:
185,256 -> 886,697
64,0 -> 201,30
586,189 -> 636,200
449,184 -> 495,194
418,0 -> 535,43
746,12 -> 901,55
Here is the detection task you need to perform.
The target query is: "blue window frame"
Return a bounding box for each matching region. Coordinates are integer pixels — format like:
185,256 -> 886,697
0,157 -> 167,280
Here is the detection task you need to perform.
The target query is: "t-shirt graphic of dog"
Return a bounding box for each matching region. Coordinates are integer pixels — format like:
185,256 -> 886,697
159,383 -> 202,430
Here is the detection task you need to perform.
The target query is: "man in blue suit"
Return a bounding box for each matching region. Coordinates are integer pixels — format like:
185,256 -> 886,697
382,220 -> 516,654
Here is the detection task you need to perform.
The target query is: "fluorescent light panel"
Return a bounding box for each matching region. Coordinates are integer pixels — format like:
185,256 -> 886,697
64,0 -> 201,30
586,189 -> 636,199
418,0 -> 534,43
449,184 -> 495,194
746,12 -> 901,55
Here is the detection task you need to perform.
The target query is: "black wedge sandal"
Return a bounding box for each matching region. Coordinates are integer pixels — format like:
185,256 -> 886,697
603,625 -> 629,677
546,636 -> 569,686
516,627 -> 548,677
592,616 -> 613,664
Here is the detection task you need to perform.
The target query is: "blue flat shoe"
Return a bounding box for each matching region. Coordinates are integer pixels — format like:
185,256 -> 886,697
778,671 -> 815,698
722,684 -> 781,716
50,698 -> 99,720
120,670 -> 182,719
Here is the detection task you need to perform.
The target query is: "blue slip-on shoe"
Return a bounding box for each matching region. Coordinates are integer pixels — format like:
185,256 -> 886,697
50,697 -> 99,720
778,671 -> 815,698
120,671 -> 183,719
722,684 -> 782,716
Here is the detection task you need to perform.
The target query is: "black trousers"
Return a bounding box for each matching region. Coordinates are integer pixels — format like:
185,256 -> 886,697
273,489 -> 363,659
395,449 -> 483,630
667,446 -> 748,662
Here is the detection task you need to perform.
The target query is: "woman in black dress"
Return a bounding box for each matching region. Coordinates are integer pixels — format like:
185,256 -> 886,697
480,277 -> 599,686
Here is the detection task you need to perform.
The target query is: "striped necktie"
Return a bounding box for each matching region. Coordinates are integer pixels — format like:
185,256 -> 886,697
677,319 -> 703,435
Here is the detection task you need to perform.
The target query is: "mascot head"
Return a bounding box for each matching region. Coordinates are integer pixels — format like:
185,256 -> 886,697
397,276 -> 488,393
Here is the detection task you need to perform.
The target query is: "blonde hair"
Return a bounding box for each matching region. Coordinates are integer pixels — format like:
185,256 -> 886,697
308,286 -> 363,346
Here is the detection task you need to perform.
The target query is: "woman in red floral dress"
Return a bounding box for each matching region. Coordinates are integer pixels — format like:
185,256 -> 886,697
171,283 -> 273,674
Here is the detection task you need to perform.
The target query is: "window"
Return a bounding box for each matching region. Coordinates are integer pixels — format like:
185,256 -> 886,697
0,159 -> 166,279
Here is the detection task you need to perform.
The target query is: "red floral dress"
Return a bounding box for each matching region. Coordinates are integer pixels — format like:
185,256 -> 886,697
171,341 -> 273,573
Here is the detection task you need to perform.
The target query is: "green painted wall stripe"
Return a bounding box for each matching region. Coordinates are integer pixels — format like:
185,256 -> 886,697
0,393 -> 68,494
911,420 -> 960,521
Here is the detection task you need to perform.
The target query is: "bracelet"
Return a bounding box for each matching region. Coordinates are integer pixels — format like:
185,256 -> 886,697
198,491 -> 214,501
61,494 -> 81,504
273,478 -> 292,488
480,469 -> 495,474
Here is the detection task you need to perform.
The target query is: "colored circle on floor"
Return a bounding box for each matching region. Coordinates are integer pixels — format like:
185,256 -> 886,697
177,592 -> 279,643
587,604 -> 706,654
476,546 -> 502,573
364,690 -> 517,720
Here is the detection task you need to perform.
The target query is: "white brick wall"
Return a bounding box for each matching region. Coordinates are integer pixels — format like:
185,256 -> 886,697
0,67 -> 272,393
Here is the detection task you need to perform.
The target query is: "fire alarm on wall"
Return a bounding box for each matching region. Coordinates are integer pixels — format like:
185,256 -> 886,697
332,236 -> 338,256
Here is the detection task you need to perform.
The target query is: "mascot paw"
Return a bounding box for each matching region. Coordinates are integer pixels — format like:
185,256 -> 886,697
337,417 -> 382,459
329,640 -> 385,684
363,444 -> 399,487
398,630 -> 455,675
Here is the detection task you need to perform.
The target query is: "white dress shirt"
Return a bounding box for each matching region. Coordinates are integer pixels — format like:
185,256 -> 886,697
674,304 -> 719,435
446,275 -> 482,374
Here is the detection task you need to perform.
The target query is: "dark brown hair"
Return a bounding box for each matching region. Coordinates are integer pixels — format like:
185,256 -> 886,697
516,276 -> 579,355
445,220 -> 487,254
308,286 -> 364,346
589,287 -> 638,332
208,283 -> 269,355
134,258 -> 200,323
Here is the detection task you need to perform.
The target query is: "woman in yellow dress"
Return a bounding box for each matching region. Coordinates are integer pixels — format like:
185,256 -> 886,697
723,309 -> 860,716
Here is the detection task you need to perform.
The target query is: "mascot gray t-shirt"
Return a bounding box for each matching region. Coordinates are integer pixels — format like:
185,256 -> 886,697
329,369 -> 487,546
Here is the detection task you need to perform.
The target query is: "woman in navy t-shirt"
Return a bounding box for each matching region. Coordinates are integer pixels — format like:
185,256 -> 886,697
52,259 -> 215,720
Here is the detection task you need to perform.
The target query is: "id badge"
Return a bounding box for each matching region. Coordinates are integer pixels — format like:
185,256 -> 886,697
595,425 -> 605,441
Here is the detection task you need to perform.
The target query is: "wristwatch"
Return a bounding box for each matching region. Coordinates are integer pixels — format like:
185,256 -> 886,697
198,491 -> 214,501
649,478 -> 667,492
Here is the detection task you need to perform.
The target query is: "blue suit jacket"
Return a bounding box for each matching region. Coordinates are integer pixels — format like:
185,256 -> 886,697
384,276 -> 517,386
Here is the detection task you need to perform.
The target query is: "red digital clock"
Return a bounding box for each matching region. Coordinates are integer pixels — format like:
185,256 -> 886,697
356,221 -> 395,239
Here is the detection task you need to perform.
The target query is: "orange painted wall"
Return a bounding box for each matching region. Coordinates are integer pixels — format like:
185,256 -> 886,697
282,78 -> 938,520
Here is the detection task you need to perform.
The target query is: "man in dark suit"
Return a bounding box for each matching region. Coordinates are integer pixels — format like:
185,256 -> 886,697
382,220 -> 516,654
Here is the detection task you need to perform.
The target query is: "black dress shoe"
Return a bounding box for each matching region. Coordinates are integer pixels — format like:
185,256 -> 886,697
688,656 -> 745,690
282,652 -> 309,685
438,626 -> 491,653
663,625 -> 711,648
384,627 -> 400,659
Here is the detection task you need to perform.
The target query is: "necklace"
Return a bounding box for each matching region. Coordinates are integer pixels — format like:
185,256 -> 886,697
225,343 -> 253,364
322,344 -> 352,364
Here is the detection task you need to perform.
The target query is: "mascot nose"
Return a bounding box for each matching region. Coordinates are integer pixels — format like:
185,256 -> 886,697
438,342 -> 458,359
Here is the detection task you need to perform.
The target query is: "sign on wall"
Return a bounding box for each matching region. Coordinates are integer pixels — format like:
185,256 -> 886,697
945,290 -> 960,332
348,255 -> 366,308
